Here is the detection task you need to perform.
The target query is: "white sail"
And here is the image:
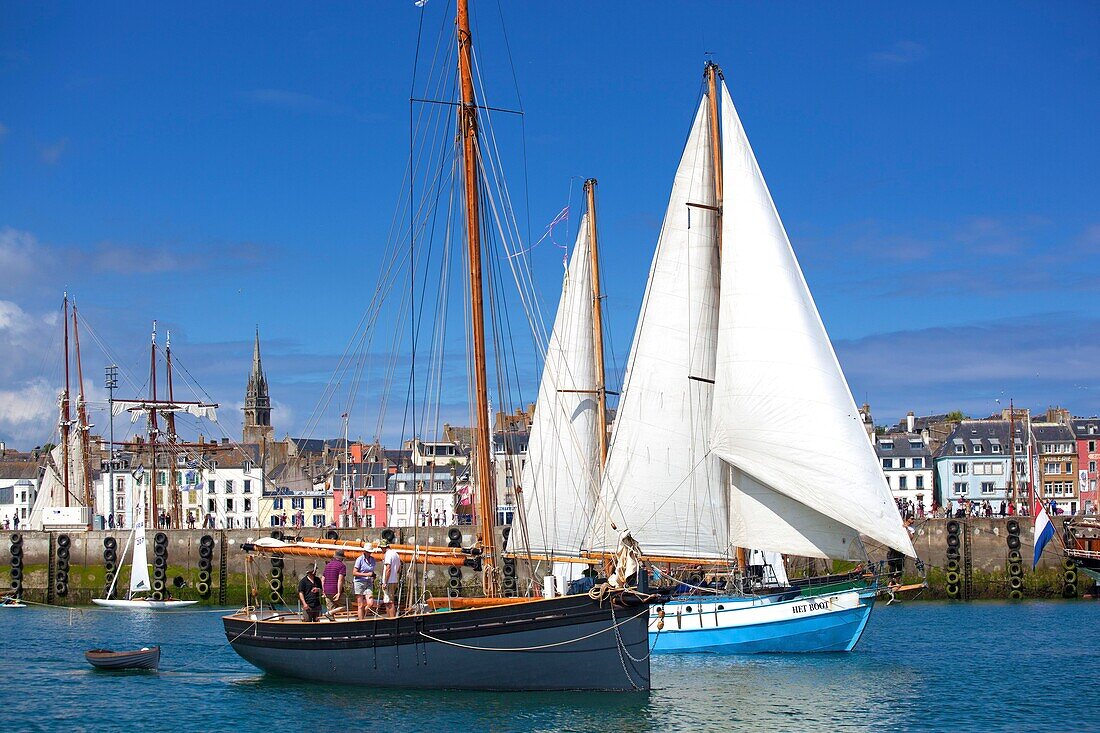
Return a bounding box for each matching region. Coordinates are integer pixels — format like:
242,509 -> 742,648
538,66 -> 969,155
514,216 -> 600,558
129,487 -> 151,595
710,81 -> 915,558
28,423 -> 89,530
596,98 -> 729,559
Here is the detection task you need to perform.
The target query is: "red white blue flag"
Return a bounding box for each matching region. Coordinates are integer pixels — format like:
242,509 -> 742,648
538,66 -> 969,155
1032,496 -> 1054,568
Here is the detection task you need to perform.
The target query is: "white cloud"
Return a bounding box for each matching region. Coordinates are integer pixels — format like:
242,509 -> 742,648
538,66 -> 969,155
0,377 -> 58,446
39,137 -> 69,165
870,41 -> 928,66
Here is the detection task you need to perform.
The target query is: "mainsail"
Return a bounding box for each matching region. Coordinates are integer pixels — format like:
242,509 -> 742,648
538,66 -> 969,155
514,216 -> 600,558
597,98 -> 728,558
709,81 -> 915,559
129,488 -> 151,595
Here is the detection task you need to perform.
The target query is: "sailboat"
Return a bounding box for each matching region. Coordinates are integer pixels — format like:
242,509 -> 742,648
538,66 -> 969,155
28,294 -> 94,531
590,63 -> 916,654
93,476 -> 197,610
220,0 -> 659,691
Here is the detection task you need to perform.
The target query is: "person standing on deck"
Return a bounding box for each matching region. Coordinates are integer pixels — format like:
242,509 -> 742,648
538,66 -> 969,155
298,563 -> 323,622
322,550 -> 347,621
380,539 -> 402,619
353,544 -> 377,619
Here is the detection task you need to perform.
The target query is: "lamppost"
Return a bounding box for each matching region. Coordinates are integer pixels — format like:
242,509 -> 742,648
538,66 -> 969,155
105,365 -> 118,528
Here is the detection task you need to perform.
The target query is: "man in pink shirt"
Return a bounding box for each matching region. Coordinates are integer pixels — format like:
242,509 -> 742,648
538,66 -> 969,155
321,549 -> 347,621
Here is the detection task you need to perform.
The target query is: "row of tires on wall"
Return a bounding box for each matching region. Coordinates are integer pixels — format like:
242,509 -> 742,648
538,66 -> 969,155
9,533 -> 24,596
196,535 -> 215,598
1004,519 -> 1025,600
944,520 -> 963,598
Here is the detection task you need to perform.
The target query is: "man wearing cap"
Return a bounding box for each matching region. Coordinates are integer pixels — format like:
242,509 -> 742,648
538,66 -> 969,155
321,550 -> 347,621
353,543 -> 377,620
379,539 -> 402,619
297,563 -> 323,622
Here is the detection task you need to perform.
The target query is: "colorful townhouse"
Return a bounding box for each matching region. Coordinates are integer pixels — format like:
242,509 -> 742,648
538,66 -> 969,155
1073,418 -> 1100,515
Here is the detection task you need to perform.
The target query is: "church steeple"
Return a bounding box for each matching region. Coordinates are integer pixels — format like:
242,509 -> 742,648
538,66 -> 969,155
243,327 -> 274,444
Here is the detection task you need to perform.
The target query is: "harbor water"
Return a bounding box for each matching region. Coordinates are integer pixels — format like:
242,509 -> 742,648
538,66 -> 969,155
2,601 -> 1096,732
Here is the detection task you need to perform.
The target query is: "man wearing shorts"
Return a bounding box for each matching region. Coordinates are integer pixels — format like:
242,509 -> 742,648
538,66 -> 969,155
353,545 -> 377,620
380,539 -> 402,619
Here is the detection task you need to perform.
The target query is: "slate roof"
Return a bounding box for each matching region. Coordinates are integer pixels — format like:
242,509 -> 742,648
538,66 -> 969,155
1032,423 -> 1075,444
1071,418 -> 1100,439
874,432 -> 931,459
936,420 -> 1025,458
0,461 -> 41,480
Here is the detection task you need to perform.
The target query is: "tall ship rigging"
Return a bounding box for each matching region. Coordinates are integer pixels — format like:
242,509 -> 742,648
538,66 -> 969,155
221,0 -> 659,691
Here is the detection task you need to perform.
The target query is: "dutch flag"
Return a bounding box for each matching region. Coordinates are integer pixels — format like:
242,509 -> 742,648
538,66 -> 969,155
1033,498 -> 1055,568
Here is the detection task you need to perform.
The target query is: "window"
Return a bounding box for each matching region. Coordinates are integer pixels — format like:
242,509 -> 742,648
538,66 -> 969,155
365,495 -> 375,509
225,479 -> 234,493
899,458 -> 907,469
291,497 -> 304,509
270,517 -> 281,527
312,497 -> 326,509
882,458 -> 893,469
953,463 -> 968,475
973,444 -> 983,454
244,498 -> 252,512
225,498 -> 234,511
207,499 -> 215,512
1065,462 -> 1073,474
880,441 -> 894,450
955,445 -> 965,454
244,516 -> 252,528
916,475 -> 925,490
980,482 -> 996,495
436,480 -> 446,491
157,471 -> 167,486
991,444 -> 1002,454
1045,462 -> 1058,476
243,461 -> 253,474
1089,441 -> 1097,452
913,458 -> 924,469
312,514 -> 324,527
115,494 -> 126,510
953,482 -> 967,495
884,475 -> 891,489
365,515 -> 375,528
1090,461 -> 1096,473
909,440 -> 922,449
397,499 -> 408,514
207,480 -> 216,494
273,497 -> 283,509
899,476 -> 908,490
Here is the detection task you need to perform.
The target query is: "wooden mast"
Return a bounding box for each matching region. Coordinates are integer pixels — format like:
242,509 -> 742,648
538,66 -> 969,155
71,301 -> 94,521
166,330 -> 180,528
584,179 -> 609,467
457,0 -> 499,596
61,294 -> 71,507
705,60 -> 746,571
705,61 -> 724,255
149,321 -> 159,528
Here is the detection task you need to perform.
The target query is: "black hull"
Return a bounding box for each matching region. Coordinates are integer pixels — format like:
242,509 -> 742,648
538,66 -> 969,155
223,593 -> 653,691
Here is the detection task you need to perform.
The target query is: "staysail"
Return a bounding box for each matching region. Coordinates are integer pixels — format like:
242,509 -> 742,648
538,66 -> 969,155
514,216 -> 600,559
129,487 -> 151,595
709,81 -> 915,558
597,98 -> 729,558
27,435 -> 88,530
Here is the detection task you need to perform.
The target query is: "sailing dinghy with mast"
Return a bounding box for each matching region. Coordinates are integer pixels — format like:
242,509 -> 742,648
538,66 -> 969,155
221,0 -> 659,691
588,62 -> 917,654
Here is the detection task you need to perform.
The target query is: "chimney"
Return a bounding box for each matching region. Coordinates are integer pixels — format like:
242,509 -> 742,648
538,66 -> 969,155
906,412 -> 915,433
222,437 -> 230,445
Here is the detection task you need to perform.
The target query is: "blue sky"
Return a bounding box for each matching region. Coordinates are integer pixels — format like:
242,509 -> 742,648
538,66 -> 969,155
1,1 -> 1097,447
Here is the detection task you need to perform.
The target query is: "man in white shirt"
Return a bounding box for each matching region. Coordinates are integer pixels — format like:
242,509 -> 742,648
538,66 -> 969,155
380,538 -> 402,619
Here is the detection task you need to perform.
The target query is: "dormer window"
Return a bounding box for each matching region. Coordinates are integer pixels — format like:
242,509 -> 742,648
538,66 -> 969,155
909,440 -> 922,449
991,444 -> 1002,454
955,445 -> 965,454
880,440 -> 894,450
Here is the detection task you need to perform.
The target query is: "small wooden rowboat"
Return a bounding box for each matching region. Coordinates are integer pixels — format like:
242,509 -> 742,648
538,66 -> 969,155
85,647 -> 161,671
